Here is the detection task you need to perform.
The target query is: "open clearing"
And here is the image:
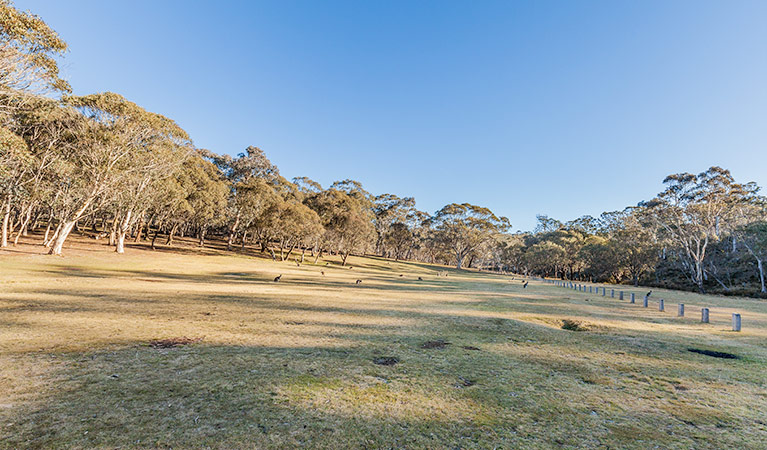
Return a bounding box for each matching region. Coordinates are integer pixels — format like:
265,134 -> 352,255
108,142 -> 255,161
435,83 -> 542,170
2,239 -> 767,449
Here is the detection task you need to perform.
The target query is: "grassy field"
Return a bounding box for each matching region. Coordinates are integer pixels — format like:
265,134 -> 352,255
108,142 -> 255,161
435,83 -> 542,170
2,237 -> 767,449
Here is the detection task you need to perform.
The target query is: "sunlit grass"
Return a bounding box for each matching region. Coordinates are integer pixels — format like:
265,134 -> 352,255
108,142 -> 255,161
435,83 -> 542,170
1,237 -> 766,448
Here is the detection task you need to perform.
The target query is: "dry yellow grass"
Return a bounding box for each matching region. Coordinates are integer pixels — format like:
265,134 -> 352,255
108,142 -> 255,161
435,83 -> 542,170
1,237 -> 767,449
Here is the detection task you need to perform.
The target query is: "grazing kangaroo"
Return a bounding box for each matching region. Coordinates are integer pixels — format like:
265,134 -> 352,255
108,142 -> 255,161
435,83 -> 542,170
418,276 -> 423,281
356,279 -> 362,285
321,270 -> 325,276
273,275 -> 282,282
523,281 -> 529,289
646,290 -> 652,298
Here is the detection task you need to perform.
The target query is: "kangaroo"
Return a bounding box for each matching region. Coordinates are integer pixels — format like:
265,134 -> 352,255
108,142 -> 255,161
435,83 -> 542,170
321,270 -> 325,276
356,279 -> 362,285
274,275 -> 282,282
418,276 -> 423,281
523,281 -> 529,289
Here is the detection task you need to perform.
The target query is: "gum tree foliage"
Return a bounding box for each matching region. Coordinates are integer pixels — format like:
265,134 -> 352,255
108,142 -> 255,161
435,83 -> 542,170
431,203 -> 511,269
373,193 -> 415,257
306,187 -> 375,266
0,0 -> 70,102
643,167 -> 760,293
47,93 -> 191,255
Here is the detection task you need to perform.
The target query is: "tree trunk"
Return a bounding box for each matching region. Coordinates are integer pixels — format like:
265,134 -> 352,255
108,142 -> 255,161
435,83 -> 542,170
48,220 -> 77,256
151,227 -> 160,250
285,243 -> 297,261
0,198 -> 10,248
241,231 -> 248,251
227,214 -> 240,251
198,227 -> 206,247
342,251 -> 350,266
109,216 -> 117,246
314,248 -> 323,264
43,218 -> 61,247
133,215 -> 145,242
12,208 -> 32,246
115,210 -> 132,254
757,258 -> 766,294
166,223 -> 178,246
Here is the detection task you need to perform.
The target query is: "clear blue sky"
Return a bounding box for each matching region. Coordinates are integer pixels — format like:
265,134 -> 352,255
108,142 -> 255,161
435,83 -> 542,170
17,0 -> 767,231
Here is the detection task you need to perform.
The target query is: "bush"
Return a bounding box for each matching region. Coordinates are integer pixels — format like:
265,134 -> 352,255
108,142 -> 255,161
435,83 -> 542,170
561,319 -> 587,331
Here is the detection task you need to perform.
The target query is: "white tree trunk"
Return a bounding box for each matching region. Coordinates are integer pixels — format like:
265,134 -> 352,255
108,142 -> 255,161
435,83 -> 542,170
49,220 -> 77,256
115,210 -> 132,254
0,198 -> 10,248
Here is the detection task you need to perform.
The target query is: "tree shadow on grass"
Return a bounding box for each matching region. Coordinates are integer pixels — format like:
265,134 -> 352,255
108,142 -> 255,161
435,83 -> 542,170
2,335 -> 750,450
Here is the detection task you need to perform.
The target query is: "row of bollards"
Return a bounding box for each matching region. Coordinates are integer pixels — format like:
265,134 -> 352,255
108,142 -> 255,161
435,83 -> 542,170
547,279 -> 742,332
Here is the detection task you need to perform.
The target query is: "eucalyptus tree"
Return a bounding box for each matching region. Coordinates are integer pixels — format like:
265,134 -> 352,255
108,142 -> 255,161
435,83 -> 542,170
306,187 -> 375,266
173,152 -> 229,246
214,146 -> 280,250
608,208 -> 659,286
431,203 -> 510,269
266,199 -> 323,261
737,221 -> 767,293
0,0 -> 70,104
43,93 -> 190,255
524,240 -> 566,278
643,167 -> 759,292
372,193 -> 415,256
3,97 -> 74,246
0,124 -> 28,246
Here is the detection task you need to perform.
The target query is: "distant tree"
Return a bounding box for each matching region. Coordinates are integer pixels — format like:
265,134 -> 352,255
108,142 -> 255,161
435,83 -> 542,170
372,193 -> 415,256
534,214 -> 562,233
432,203 -> 510,269
0,124 -> 28,246
609,208 -> 659,286
643,167 -> 760,292
738,222 -> 767,293
306,188 -> 375,265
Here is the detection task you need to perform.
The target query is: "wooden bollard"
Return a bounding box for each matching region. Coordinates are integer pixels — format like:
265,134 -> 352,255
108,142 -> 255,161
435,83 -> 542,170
678,303 -> 684,317
643,295 -> 649,308
659,299 -> 664,311
630,293 -> 635,304
701,308 -> 710,323
732,313 -> 741,332
619,291 -> 624,300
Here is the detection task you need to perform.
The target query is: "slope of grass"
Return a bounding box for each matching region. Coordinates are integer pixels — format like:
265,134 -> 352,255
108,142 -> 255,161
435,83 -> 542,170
1,237 -> 767,449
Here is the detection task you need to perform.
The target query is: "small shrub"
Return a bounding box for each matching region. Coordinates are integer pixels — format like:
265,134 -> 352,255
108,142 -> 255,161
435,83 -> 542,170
561,319 -> 587,332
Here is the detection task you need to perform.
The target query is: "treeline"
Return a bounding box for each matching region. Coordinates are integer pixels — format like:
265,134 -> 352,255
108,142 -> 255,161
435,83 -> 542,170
502,167 -> 767,296
1,2 -> 766,297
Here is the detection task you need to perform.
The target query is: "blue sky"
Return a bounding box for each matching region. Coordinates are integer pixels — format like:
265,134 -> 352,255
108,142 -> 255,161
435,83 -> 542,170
17,0 -> 767,231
